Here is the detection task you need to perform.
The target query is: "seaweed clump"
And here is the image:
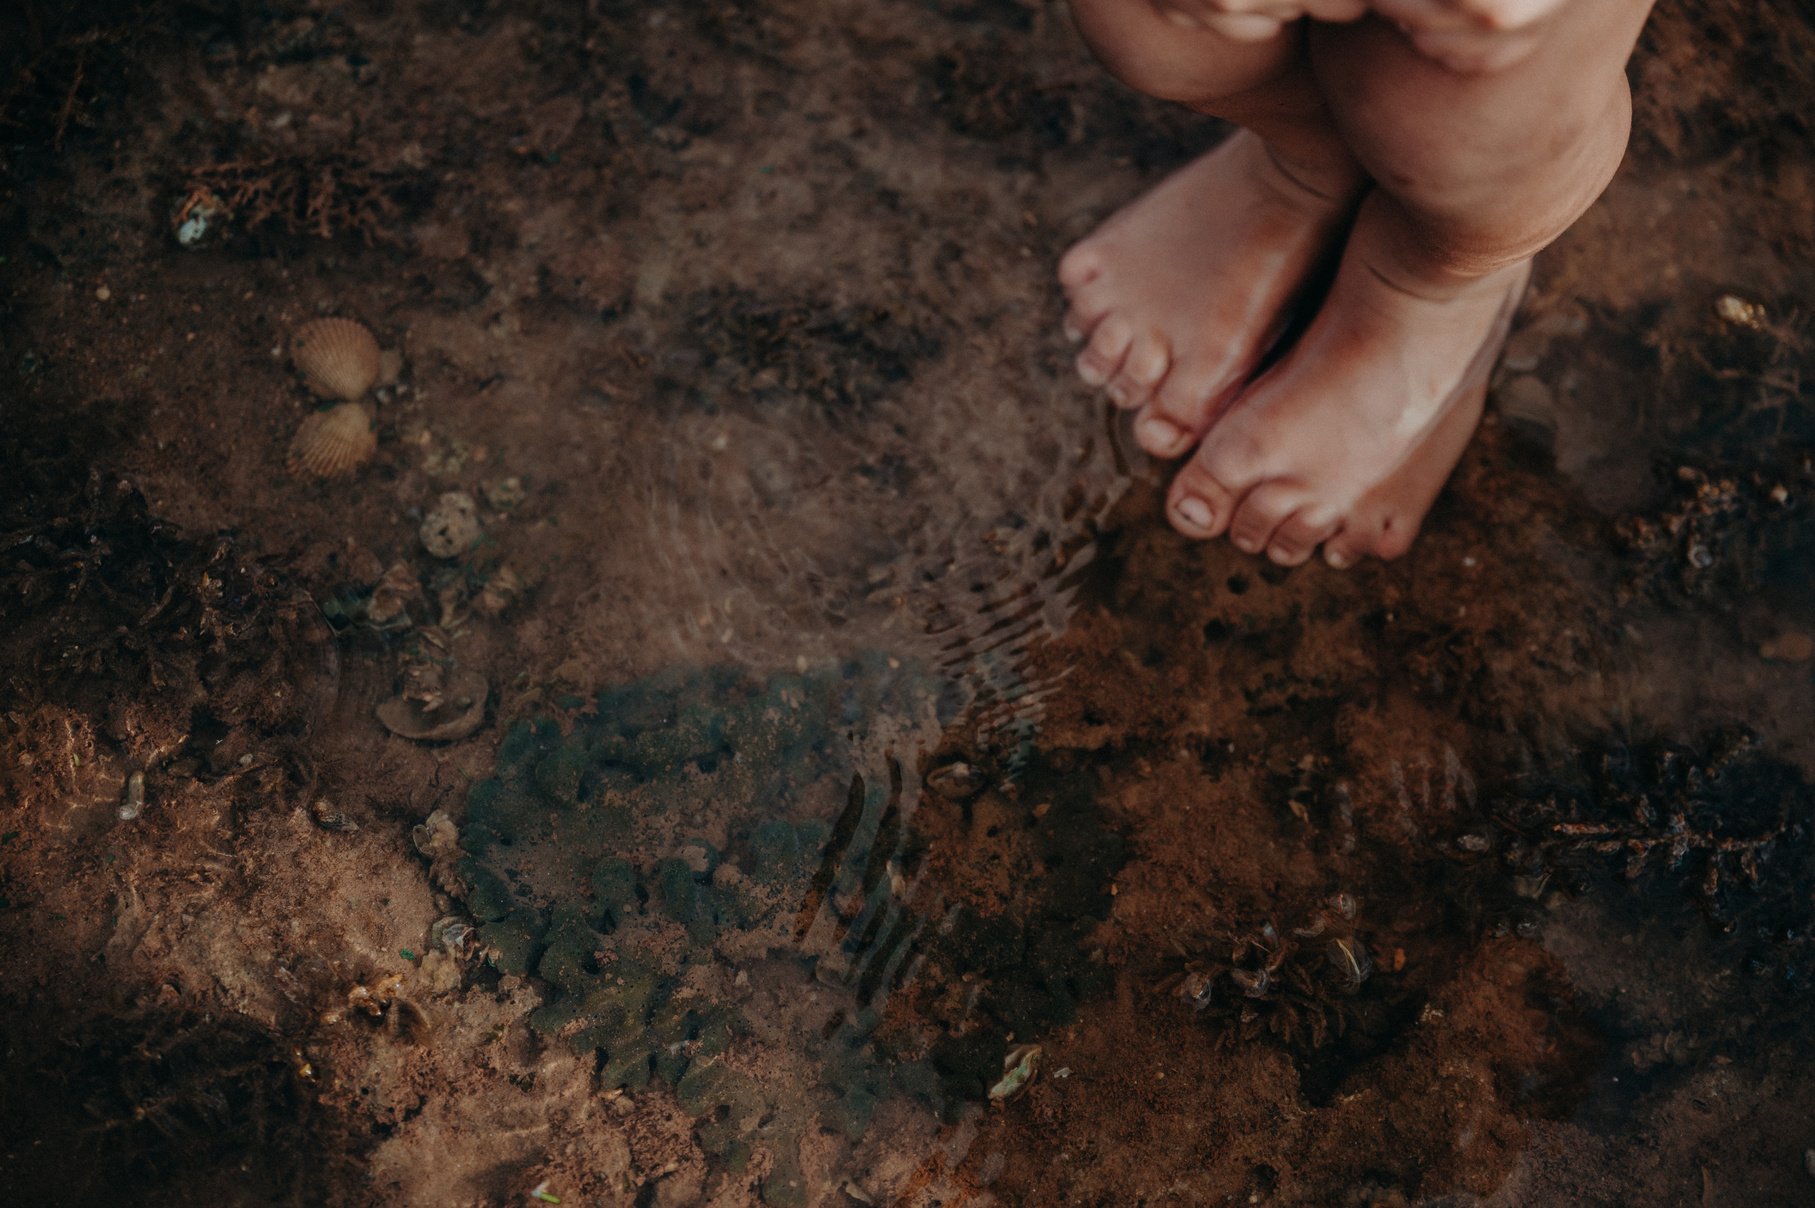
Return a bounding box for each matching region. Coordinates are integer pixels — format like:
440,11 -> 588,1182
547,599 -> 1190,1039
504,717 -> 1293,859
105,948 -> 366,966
1494,729 -> 1812,920
1617,459 -> 1815,607
177,153 -> 430,247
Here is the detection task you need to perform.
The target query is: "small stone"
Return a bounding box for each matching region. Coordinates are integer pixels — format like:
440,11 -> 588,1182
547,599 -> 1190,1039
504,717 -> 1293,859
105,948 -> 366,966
1495,375 -> 1558,449
420,492 -> 482,558
484,475 -> 526,511
1760,632 -> 1815,664
95,284 -> 112,302
1714,293 -> 1767,330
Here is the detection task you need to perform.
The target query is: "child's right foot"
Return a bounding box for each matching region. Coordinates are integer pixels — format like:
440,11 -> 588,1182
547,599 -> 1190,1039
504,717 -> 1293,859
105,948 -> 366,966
1058,130 -> 1360,455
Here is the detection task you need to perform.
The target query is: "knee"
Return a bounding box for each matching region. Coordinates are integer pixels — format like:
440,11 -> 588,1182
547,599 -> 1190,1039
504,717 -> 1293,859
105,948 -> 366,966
1070,0 -> 1300,106
1312,19 -> 1632,266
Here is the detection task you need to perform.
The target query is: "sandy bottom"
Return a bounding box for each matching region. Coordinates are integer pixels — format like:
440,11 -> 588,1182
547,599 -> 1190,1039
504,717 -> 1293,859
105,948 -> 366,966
3,1 -> 1814,1205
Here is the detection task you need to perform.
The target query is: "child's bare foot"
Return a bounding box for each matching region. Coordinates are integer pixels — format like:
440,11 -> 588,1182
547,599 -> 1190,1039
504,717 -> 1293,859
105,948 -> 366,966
1059,130 -> 1360,456
1164,191 -> 1528,565
1320,366 -> 1486,569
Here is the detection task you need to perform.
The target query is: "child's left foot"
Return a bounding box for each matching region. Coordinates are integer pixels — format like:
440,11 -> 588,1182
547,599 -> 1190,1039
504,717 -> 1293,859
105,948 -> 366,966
1164,192 -> 1529,565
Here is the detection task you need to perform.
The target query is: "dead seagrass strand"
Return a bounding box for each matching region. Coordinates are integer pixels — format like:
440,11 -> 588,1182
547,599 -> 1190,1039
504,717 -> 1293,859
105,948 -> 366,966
289,402 -> 377,478
293,317 -> 381,400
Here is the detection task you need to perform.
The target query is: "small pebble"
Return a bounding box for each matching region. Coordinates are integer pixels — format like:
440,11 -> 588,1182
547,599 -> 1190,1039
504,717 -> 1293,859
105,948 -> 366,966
1760,632 -> 1815,664
95,284 -> 112,302
1495,375 -> 1558,448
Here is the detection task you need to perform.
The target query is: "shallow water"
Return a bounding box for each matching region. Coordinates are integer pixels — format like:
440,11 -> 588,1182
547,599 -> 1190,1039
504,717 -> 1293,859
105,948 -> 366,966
3,1 -> 1813,1204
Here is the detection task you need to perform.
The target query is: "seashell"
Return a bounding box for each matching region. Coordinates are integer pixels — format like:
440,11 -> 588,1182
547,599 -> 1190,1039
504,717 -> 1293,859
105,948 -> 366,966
378,666 -> 488,742
289,403 -> 377,477
293,317 -> 381,400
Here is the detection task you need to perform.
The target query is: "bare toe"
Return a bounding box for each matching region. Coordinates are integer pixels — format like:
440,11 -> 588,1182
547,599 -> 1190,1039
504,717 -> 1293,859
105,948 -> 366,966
1077,317 -> 1134,387
1145,364 -> 1234,446
1372,511 -> 1419,561
1108,335 -> 1170,410
1323,526 -> 1366,570
1167,459 -> 1244,540
1133,404 -> 1194,459
1266,509 -> 1338,566
1227,483 -> 1302,555
1058,241 -> 1104,291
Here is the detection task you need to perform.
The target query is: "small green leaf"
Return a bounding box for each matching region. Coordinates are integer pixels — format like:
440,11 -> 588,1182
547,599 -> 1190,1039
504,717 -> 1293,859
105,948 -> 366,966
400,948 -> 417,961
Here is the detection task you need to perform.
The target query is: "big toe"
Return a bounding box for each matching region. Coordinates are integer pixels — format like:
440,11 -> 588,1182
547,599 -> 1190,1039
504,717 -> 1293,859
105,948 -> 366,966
1226,482 -> 1304,557
1167,451 -> 1253,541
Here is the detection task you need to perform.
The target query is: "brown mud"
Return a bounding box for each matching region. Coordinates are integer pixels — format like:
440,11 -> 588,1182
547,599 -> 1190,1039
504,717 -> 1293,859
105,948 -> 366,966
3,2 -> 1814,1206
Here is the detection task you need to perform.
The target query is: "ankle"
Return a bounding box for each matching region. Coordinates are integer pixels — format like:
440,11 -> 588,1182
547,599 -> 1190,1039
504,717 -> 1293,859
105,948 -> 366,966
1259,137 -> 1365,207
1350,193 -> 1537,300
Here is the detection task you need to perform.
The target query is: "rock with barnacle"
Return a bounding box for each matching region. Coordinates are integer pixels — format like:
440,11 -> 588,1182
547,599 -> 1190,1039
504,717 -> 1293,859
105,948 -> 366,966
293,317 -> 382,400
421,492 -> 482,558
289,403 -> 377,478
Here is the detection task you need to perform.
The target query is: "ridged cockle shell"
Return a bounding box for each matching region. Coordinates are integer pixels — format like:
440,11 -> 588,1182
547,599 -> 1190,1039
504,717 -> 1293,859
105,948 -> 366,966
293,317 -> 381,400
289,402 -> 377,477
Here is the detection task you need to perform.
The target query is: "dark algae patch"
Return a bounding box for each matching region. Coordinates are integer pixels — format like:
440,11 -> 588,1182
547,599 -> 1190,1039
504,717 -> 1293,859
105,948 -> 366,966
442,659 -> 1127,1202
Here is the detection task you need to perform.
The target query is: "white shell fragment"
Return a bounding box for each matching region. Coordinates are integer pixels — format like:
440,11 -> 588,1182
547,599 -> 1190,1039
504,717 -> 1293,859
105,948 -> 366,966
420,492 -> 482,559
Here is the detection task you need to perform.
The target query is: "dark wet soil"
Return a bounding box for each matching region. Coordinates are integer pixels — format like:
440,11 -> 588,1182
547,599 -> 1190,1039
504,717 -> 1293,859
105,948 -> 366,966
3,1 -> 1815,1206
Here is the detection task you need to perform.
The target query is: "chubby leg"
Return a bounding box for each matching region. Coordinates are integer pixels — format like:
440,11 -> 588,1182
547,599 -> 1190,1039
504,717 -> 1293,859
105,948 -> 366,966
1060,1 -> 1365,456
1165,0 -> 1653,565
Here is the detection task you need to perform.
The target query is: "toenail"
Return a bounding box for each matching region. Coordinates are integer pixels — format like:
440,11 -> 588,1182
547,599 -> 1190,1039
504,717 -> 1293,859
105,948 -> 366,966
1234,535 -> 1261,553
1078,361 -> 1107,386
1174,496 -> 1213,532
1063,322 -> 1084,344
1325,548 -> 1351,569
1136,414 -> 1184,453
1109,382 -> 1131,406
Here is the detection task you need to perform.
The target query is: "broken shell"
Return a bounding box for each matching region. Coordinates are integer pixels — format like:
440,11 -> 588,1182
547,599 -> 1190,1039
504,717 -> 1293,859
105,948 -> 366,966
378,666 -> 489,742
289,403 -> 377,478
310,797 -> 359,832
119,770 -> 146,821
430,915 -> 478,959
366,562 -> 423,629
420,491 -> 482,559
475,564 -> 525,616
293,317 -> 382,400
988,1044 -> 1042,1102
924,757 -> 986,802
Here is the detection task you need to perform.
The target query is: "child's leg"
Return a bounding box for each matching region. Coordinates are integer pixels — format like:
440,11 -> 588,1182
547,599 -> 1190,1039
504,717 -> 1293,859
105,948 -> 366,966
1162,0 -> 1653,567
1060,3 -> 1364,451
